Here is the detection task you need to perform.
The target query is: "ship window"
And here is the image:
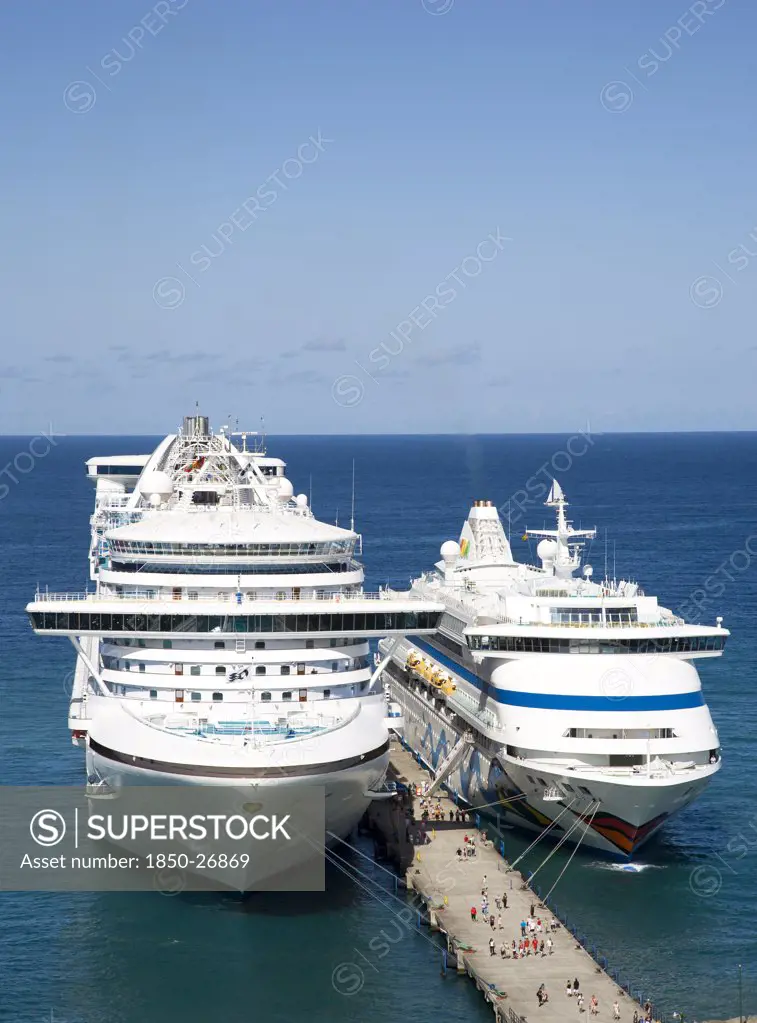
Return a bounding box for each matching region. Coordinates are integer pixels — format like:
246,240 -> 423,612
579,786 -> 592,796
163,640 -> 172,649
306,640 -> 314,649
255,641 -> 265,649
563,783 -> 575,792
261,692 -> 271,701
138,639 -> 146,648
139,663 -> 145,673
255,666 -> 266,675
323,689 -> 331,699
214,641 -> 225,649
281,665 -> 290,676
149,689 -> 158,699
282,691 -> 292,701
191,692 -> 201,701
212,692 -> 223,702
331,661 -> 338,671
215,666 -> 226,676
190,665 -> 201,676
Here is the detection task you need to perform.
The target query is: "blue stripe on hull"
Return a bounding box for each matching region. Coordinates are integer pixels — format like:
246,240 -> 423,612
409,637 -> 705,711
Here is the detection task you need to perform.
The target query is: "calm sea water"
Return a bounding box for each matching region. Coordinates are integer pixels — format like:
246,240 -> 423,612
1,433 -> 756,1023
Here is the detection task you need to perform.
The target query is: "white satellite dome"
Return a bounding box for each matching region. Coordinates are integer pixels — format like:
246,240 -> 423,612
139,470 -> 173,501
295,493 -> 308,508
537,539 -> 558,562
277,478 -> 294,501
440,540 -> 460,560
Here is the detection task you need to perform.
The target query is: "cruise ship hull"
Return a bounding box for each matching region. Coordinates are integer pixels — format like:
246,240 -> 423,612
391,680 -> 718,859
85,735 -> 389,889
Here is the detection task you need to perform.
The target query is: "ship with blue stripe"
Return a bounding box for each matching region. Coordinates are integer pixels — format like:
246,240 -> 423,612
379,481 -> 727,858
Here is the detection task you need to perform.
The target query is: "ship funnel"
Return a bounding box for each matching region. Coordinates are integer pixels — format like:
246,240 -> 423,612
183,415 -> 210,438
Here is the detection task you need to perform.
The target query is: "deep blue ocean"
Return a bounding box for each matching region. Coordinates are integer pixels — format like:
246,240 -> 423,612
2,433 -> 756,1023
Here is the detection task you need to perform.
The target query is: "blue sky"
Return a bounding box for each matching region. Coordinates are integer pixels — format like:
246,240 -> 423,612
1,0 -> 754,434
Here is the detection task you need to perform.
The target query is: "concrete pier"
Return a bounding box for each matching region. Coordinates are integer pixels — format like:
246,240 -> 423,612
367,740 -> 653,1023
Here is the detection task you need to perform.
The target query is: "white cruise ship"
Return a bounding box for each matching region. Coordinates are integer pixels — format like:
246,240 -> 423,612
379,481 -> 727,859
26,415 -> 441,874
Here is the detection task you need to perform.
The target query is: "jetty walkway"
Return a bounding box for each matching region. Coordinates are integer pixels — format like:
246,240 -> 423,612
367,740 -> 652,1023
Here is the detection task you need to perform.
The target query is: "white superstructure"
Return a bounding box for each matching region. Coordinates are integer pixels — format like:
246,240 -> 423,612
27,415 -> 442,877
379,482 -> 727,858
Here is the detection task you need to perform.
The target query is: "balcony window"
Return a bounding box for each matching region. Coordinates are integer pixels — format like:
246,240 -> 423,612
214,641 -> 225,650
212,692 -> 223,702
261,692 -> 271,701
282,691 -> 292,701
255,666 -> 266,675
255,641 -> 265,649
191,692 -> 201,702
215,666 -> 226,676
190,666 -> 201,676
149,689 -> 158,699
281,665 -> 290,676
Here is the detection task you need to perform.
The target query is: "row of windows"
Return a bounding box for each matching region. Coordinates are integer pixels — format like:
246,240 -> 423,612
111,634 -> 366,650
469,635 -> 726,654
549,609 -> 638,625
109,540 -> 356,558
110,559 -> 358,575
103,656 -> 371,675
113,637 -> 366,650
136,689 -> 335,701
31,610 -> 440,634
94,465 -> 145,475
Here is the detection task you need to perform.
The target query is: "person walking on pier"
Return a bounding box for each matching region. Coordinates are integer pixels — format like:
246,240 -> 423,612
497,913 -> 502,929
590,995 -> 598,1016
503,892 -> 508,909
530,902 -> 535,917
489,937 -> 496,957
489,914 -> 495,930
520,919 -> 527,937
567,981 -> 573,998
574,978 -> 580,995
613,1001 -> 621,1020
470,906 -> 477,922
547,937 -> 553,955
500,941 -> 507,959
577,993 -> 585,1013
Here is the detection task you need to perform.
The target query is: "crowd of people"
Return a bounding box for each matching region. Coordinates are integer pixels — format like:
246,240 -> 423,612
417,795 -> 471,823
473,877 -> 561,961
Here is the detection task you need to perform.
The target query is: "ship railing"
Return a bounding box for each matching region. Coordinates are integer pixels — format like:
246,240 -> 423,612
32,587 -> 411,604
446,687 -> 502,731
121,696 -> 363,745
